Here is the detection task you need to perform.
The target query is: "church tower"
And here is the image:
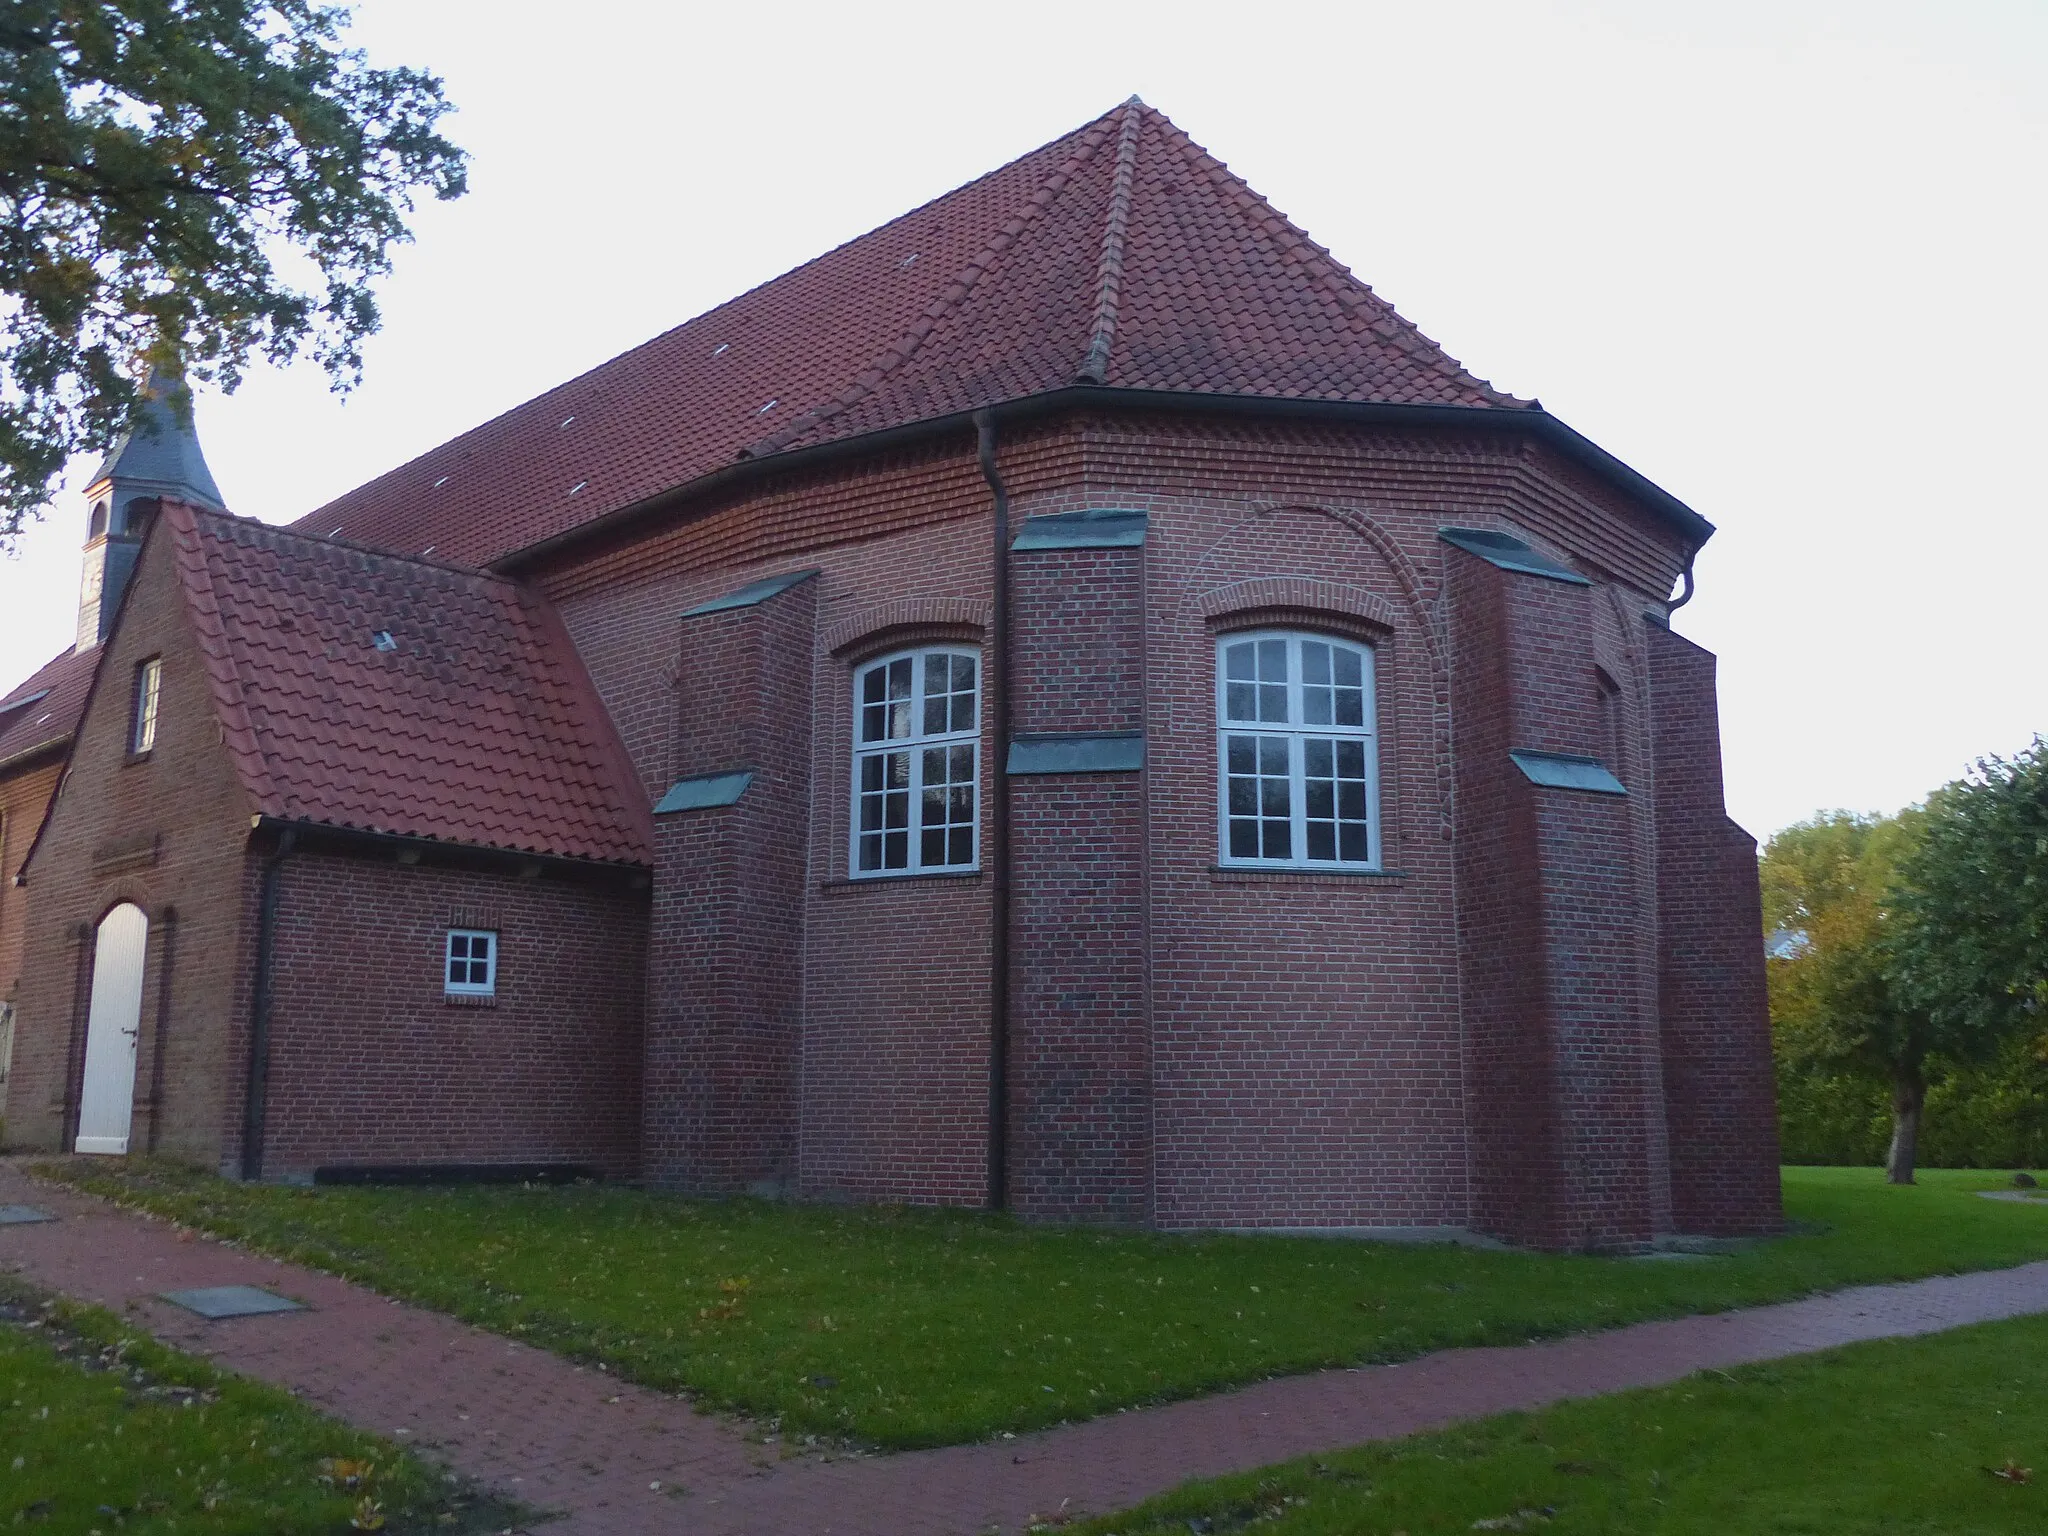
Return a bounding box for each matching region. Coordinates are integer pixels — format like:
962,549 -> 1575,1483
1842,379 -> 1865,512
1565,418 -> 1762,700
76,371 -> 227,654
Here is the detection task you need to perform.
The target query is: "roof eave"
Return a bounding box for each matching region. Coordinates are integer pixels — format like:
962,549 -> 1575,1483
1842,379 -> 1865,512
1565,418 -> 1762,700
0,731 -> 72,778
495,387 -> 1712,577
249,814 -> 652,881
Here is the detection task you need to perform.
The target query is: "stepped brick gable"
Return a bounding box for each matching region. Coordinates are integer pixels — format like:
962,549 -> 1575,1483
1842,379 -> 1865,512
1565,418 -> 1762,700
1,100 -> 1778,1247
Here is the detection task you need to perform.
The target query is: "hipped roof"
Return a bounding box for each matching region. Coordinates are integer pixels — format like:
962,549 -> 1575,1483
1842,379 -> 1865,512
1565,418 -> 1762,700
298,99 -> 1595,571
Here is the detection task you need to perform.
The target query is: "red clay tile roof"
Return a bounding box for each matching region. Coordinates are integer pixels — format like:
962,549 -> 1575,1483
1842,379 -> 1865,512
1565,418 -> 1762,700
298,100 -> 1530,569
165,501 -> 651,865
0,644 -> 97,771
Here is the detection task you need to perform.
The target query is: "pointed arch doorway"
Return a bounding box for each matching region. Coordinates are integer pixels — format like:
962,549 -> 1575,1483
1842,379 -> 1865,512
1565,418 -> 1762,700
76,902 -> 148,1154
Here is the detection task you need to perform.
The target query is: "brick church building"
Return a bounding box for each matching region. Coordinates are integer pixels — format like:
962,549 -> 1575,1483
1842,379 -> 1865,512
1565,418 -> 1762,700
0,101 -> 1779,1250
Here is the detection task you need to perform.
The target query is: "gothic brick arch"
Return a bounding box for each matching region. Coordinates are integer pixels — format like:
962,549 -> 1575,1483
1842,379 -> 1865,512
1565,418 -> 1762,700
822,596 -> 991,659
1175,500 -> 1453,841
1197,576 -> 1402,635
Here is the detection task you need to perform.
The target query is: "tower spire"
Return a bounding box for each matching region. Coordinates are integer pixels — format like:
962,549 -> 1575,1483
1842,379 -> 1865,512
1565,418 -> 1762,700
76,370 -> 227,652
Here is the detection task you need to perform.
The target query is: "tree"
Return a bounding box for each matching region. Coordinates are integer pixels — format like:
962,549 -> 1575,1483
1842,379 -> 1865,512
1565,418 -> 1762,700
0,0 -> 467,545
1892,739 -> 2048,1072
1763,810 -> 1940,1182
1766,755 -> 2048,1185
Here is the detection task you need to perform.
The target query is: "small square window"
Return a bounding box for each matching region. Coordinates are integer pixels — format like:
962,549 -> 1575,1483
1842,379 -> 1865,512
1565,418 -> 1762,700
131,657 -> 162,755
444,928 -> 497,996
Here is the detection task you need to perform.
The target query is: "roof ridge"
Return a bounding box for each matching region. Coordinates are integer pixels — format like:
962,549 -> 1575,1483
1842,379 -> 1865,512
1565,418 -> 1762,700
227,505 -> 506,583
164,500 -> 279,813
1075,99 -> 1146,386
740,105 -> 1128,460
1149,115 -> 1528,407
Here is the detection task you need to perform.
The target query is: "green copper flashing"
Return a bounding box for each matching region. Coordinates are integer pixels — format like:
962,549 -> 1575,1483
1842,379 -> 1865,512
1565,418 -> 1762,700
1007,732 -> 1146,775
1012,508 -> 1147,551
681,568 -> 819,616
1509,750 -> 1626,795
654,770 -> 754,813
1439,527 -> 1590,586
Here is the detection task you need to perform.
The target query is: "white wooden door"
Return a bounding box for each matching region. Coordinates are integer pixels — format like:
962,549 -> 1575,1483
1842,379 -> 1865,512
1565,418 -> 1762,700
76,903 -> 148,1154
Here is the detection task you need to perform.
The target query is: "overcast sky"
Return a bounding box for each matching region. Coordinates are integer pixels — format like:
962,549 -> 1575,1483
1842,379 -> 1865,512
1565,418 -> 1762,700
3,0 -> 2042,840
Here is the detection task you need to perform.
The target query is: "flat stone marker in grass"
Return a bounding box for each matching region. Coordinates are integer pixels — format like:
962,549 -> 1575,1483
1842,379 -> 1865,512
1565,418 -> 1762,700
0,1204 -> 56,1224
160,1284 -> 305,1318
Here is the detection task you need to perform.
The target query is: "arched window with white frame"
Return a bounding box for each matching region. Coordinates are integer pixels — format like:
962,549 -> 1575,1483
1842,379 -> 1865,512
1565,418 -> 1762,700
852,647 -> 980,875
1216,631 -> 1381,869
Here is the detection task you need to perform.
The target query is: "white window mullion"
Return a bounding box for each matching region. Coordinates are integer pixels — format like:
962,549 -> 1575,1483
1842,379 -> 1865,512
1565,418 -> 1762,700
1287,636 -> 1307,864
1289,732 -> 1309,869
907,719 -> 930,873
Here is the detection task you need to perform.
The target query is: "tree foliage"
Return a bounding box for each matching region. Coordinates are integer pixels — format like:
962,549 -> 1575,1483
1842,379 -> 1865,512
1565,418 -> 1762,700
1764,812 -> 1936,1181
0,0 -> 467,544
1892,739 -> 2048,1045
1766,746 -> 2048,1182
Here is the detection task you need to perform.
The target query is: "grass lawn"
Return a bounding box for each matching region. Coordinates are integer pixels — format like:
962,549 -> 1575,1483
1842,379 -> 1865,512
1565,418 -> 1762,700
1061,1310 -> 2048,1535
36,1161 -> 2048,1451
0,1277 -> 521,1535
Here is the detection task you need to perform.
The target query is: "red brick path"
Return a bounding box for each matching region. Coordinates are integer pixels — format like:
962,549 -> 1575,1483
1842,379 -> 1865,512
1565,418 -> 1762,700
6,1160 -> 2048,1535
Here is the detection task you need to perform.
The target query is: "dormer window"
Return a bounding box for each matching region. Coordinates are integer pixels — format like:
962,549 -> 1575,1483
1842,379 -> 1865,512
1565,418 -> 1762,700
130,657 -> 162,756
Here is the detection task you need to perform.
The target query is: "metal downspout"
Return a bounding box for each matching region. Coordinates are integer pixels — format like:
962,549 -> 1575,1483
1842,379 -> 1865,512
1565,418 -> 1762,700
975,409 -> 1012,1212
240,826 -> 296,1180
1667,554 -> 1697,612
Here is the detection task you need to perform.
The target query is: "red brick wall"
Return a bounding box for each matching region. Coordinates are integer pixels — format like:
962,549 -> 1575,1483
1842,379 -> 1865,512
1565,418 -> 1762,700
4,526 -> 255,1166
535,408 -> 1754,1241
800,521 -> 1003,1205
551,477 -> 1013,1208
1446,549 -> 1559,1243
255,850 -> 646,1180
1648,623 -> 1783,1234
643,576 -> 816,1192
1444,548 -> 1670,1250
1007,543 -> 1150,1222
6,524 -> 651,1183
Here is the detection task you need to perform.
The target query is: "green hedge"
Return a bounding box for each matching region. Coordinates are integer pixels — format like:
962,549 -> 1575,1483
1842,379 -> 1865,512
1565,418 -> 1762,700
1777,1036 -> 2048,1168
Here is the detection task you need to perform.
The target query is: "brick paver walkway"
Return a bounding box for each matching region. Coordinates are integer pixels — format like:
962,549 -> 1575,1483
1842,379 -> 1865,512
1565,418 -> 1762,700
7,1159 -> 2048,1535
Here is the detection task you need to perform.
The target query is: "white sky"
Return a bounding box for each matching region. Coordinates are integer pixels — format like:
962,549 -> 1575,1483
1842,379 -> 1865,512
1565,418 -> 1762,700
2,0 -> 2042,840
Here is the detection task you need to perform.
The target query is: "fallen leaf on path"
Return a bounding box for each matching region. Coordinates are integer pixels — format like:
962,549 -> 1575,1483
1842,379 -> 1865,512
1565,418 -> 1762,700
318,1458 -> 375,1490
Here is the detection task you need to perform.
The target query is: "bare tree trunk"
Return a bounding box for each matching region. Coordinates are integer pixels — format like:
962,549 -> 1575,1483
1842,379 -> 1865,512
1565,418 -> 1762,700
1886,1067 -> 1926,1185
